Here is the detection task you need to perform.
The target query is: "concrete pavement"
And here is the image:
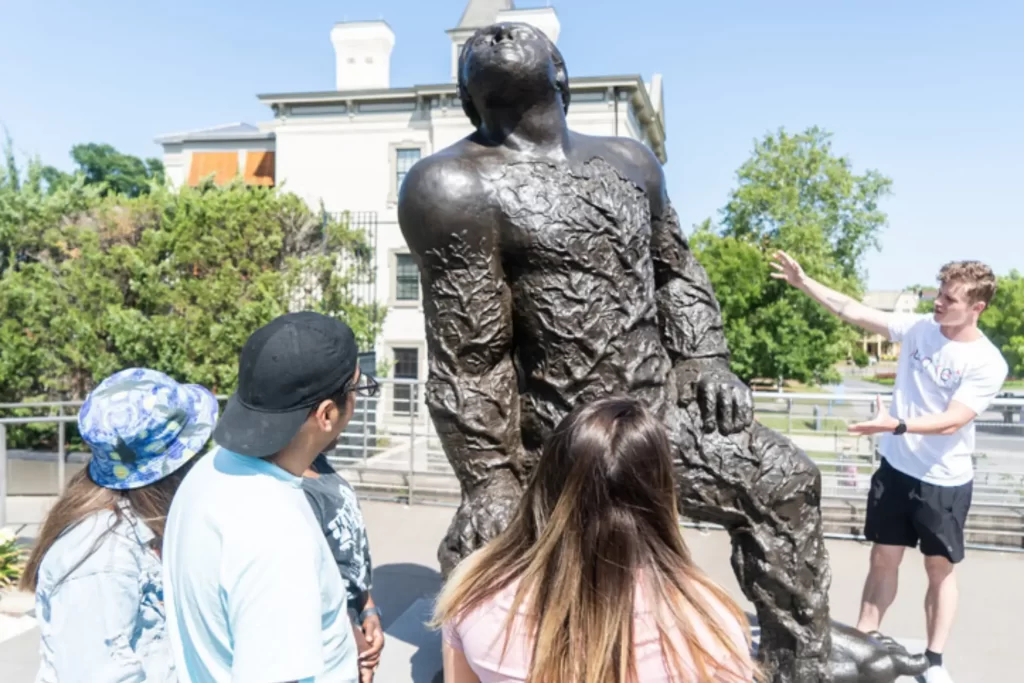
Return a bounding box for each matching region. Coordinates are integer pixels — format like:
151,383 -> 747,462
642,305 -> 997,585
3,500 -> 1023,682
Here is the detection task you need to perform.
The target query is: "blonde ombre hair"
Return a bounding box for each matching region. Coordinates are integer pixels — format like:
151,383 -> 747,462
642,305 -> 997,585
433,397 -> 760,683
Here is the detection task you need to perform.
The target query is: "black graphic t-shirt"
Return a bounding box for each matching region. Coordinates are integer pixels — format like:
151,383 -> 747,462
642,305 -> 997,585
302,454 -> 373,609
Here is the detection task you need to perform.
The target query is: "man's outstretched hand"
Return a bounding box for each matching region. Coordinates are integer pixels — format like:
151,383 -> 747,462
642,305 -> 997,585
849,395 -> 899,435
770,250 -> 808,289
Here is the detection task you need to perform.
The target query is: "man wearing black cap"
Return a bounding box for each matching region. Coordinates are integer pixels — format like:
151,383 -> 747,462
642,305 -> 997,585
163,311 -> 378,683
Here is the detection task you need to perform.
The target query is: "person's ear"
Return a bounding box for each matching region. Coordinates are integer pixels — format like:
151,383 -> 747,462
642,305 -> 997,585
313,400 -> 336,431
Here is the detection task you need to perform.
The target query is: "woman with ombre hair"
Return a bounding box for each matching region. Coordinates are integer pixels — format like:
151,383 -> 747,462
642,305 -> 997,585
433,396 -> 758,683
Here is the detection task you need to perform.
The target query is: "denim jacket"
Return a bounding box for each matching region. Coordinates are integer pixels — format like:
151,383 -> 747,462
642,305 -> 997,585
34,503 -> 175,682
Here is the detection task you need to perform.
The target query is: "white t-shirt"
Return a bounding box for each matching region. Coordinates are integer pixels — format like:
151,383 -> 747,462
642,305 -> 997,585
880,313 -> 1008,486
163,448 -> 358,683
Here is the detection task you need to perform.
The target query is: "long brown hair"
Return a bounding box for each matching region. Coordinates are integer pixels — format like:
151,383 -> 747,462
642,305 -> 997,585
20,462 -> 192,593
432,397 -> 759,683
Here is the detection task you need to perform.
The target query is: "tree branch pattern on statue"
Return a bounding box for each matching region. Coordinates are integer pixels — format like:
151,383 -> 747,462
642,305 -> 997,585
398,20 -> 928,683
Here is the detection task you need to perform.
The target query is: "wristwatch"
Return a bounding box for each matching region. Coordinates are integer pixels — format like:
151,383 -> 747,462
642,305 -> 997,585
893,419 -> 907,436
358,606 -> 382,625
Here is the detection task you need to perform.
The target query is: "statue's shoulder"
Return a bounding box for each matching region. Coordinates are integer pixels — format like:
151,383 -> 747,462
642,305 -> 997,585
601,137 -> 665,186
398,139 -> 494,256
398,140 -> 485,213
574,133 -> 668,209
599,135 -> 662,167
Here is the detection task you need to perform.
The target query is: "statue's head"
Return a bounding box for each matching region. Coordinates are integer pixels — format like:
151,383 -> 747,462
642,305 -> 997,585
457,22 -> 571,129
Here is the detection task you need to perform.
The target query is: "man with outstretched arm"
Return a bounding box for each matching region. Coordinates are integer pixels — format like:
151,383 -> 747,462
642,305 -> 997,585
772,252 -> 1008,683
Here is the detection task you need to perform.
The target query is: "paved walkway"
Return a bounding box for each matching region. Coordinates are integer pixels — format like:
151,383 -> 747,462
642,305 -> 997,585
3,500 -> 1022,682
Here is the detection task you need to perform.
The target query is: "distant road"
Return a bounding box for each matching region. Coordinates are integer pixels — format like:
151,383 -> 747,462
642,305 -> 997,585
823,376 -> 1022,460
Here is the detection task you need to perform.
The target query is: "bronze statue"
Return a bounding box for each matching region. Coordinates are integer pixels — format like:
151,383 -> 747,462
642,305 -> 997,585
828,625 -> 929,683
398,22 -> 927,683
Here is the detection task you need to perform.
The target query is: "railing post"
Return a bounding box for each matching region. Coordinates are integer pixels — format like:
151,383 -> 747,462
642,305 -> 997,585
1,424 -> 7,530
58,405 -> 66,494
361,395 -> 369,467
408,381 -> 417,506
786,398 -> 792,433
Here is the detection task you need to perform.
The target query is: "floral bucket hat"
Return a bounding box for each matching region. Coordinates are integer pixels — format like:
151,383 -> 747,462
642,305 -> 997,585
79,368 -> 218,490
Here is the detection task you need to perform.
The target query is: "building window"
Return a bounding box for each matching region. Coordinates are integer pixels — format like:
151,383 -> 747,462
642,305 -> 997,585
395,253 -> 420,301
395,148 -> 420,191
392,347 -> 419,415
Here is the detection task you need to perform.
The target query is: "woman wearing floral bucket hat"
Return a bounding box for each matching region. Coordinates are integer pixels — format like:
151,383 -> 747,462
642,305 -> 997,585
20,367 -> 217,682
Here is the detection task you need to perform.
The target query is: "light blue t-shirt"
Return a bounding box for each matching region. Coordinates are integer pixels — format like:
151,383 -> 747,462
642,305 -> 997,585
163,448 -> 357,683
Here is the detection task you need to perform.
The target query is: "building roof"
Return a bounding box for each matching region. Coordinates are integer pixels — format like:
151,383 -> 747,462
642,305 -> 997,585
458,0 -> 514,28
256,75 -> 667,163
154,122 -> 274,145
863,290 -> 920,312
863,291 -> 902,311
257,75 -> 645,105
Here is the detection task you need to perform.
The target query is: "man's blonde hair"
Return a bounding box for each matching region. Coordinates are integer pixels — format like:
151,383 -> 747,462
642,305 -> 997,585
938,260 -> 997,306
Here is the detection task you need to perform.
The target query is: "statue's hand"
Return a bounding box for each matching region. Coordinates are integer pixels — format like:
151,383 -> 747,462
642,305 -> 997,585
696,365 -> 754,435
439,468 -> 523,575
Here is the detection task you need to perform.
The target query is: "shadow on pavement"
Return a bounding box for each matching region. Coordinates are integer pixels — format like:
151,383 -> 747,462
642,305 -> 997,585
374,562 -> 442,632
0,627 -> 40,683
374,562 -> 444,683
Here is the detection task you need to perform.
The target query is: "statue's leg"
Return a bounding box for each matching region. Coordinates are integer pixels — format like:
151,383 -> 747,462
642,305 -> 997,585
674,422 -> 833,683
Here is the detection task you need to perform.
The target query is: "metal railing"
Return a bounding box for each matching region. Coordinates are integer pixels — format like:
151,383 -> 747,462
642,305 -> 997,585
3,383 -> 1023,545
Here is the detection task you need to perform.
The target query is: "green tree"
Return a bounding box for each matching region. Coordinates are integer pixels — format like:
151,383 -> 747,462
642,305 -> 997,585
915,272 -> 1024,377
982,271 -> 1024,377
692,127 -> 892,383
0,147 -> 383,446
41,143 -> 165,197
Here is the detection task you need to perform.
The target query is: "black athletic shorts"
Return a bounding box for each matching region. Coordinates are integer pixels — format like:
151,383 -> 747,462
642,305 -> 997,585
864,458 -> 973,563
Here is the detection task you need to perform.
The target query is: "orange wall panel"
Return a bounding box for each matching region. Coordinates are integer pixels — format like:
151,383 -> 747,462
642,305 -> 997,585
187,152 -> 239,186
243,151 -> 275,186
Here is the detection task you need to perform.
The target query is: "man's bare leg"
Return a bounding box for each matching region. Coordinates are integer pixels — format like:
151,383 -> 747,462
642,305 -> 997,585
923,555 -> 958,654
856,544 -> 905,633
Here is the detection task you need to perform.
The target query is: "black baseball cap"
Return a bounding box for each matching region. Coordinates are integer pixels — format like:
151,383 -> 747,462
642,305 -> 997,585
213,311 -> 359,457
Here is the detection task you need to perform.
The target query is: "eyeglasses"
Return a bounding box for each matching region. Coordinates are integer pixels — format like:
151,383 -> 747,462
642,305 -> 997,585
347,373 -> 380,398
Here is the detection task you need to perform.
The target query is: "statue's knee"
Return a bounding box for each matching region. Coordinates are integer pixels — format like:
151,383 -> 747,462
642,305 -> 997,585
750,423 -> 817,475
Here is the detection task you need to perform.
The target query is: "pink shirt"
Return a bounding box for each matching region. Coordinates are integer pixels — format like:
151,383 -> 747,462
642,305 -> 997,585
442,580 -> 753,682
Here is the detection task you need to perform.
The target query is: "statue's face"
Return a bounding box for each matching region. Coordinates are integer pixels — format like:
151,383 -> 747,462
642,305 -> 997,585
461,23 -> 558,104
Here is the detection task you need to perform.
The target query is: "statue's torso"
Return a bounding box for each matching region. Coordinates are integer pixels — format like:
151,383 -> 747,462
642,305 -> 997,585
484,155 -> 674,448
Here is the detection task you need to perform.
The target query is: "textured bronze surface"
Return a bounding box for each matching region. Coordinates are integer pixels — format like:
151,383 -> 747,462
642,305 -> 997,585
398,22 -> 927,683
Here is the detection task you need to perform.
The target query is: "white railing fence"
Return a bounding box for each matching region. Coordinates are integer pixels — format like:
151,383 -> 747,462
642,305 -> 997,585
3,383 -> 1023,548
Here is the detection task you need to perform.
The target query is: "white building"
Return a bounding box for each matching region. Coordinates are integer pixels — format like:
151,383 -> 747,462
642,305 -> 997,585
156,0 -> 668,416
860,290 -> 922,359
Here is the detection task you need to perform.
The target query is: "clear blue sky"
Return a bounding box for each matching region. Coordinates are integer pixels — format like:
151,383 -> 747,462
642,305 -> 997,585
2,0 -> 1021,290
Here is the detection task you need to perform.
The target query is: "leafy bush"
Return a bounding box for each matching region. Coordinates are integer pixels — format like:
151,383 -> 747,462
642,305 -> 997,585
852,347 -> 870,368
0,529 -> 25,589
1,148 -> 384,448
